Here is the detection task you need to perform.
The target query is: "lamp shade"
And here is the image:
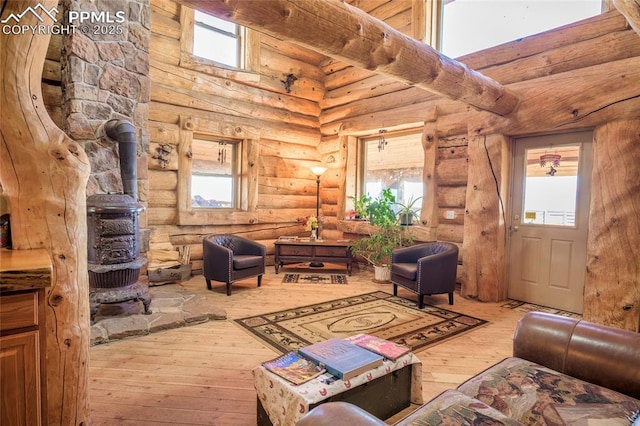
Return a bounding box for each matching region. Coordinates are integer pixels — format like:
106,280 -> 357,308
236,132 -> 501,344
310,166 -> 327,177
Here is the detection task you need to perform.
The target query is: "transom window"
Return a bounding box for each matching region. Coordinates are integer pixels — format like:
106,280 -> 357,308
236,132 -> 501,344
190,136 -> 241,209
193,11 -> 242,68
360,131 -> 424,210
440,0 -> 603,58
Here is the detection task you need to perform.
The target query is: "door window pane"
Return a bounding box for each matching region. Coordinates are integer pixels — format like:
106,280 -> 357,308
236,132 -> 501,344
522,145 -> 580,226
362,132 -> 423,212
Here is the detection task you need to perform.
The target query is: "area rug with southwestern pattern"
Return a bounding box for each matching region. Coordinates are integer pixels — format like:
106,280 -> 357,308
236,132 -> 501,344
234,291 -> 488,354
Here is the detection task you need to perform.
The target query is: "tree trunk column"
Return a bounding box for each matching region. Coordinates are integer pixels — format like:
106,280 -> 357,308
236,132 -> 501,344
584,120 -> 640,331
0,1 -> 91,424
462,134 -> 510,301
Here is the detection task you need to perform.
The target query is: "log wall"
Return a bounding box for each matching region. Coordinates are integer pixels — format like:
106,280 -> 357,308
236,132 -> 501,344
320,9 -> 640,329
147,0 -> 330,272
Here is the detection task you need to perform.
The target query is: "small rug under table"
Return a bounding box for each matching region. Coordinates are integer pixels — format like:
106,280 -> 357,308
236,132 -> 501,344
282,273 -> 347,284
234,291 -> 488,354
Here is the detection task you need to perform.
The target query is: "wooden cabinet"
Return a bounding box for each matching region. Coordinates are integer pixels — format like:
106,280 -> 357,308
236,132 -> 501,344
0,249 -> 51,426
1,311 -> 42,425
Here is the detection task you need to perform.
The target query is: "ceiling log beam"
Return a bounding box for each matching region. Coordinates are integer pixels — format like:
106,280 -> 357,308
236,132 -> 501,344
178,0 -> 520,116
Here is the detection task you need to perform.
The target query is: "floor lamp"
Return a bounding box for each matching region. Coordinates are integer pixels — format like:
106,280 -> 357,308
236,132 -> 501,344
310,166 -> 327,267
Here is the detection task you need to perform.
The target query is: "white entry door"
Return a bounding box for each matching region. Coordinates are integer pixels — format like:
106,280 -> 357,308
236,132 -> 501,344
508,131 -> 592,313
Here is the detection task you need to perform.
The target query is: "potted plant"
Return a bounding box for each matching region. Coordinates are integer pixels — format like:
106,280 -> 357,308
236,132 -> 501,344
350,189 -> 413,282
348,193 -> 372,220
395,196 -> 422,226
350,223 -> 408,282
365,188 -> 396,227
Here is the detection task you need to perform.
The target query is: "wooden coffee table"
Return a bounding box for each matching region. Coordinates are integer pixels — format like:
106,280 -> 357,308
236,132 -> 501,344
274,239 -> 353,275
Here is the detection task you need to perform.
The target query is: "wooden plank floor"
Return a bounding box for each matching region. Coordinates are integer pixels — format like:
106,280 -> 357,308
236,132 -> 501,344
89,265 -> 527,425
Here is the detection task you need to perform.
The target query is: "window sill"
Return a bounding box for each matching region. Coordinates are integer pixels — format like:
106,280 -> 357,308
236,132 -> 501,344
337,220 -> 436,242
179,52 -> 260,84
178,210 -> 258,226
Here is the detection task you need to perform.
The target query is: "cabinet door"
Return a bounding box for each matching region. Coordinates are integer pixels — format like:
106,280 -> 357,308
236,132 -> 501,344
1,331 -> 41,426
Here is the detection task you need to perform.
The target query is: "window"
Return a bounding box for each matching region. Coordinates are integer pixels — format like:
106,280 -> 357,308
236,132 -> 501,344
190,136 -> 241,209
177,117 -> 258,226
440,0 -> 603,58
193,10 -> 242,68
360,131 -> 424,212
522,145 -> 581,227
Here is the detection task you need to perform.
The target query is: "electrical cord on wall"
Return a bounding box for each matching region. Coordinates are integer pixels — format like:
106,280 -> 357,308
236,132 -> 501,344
483,136 -> 508,245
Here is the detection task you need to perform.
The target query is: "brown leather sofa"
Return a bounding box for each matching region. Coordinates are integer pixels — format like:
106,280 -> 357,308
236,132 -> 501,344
391,242 -> 458,308
202,234 -> 266,295
296,312 -> 640,425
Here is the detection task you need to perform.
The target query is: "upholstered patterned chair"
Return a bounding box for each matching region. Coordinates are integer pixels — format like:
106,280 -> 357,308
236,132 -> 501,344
202,234 -> 266,295
391,242 -> 459,309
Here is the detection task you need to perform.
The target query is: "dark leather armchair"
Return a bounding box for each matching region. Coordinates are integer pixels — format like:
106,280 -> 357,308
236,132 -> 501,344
391,242 -> 459,309
202,234 -> 266,295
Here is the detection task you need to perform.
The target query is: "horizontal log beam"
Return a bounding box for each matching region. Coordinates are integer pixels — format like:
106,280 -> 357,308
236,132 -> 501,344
177,0 -> 519,116
468,56 -> 640,136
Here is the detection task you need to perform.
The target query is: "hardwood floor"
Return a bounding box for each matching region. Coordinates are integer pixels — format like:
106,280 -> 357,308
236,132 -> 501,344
89,266 -> 527,425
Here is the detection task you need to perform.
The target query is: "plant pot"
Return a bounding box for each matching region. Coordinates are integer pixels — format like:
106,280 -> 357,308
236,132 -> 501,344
373,265 -> 391,283
399,213 -> 414,226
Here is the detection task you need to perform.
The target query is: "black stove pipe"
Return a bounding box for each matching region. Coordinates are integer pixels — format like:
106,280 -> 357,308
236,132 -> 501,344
105,119 -> 138,200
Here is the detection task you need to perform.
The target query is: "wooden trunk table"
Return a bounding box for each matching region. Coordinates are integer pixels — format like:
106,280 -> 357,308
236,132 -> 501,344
274,239 -> 353,275
254,352 -> 423,426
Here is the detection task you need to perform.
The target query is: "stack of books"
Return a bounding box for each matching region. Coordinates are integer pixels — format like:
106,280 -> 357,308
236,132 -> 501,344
261,334 -> 411,385
345,334 -> 411,361
260,352 -> 325,385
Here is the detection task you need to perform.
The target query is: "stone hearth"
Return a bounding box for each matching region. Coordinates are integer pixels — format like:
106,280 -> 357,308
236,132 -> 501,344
90,283 -> 226,345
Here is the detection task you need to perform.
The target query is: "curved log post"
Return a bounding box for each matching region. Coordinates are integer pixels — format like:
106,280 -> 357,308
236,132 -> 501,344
0,1 -> 91,424
613,0 -> 640,36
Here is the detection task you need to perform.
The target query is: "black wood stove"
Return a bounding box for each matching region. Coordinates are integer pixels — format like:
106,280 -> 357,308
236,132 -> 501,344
87,119 -> 151,323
